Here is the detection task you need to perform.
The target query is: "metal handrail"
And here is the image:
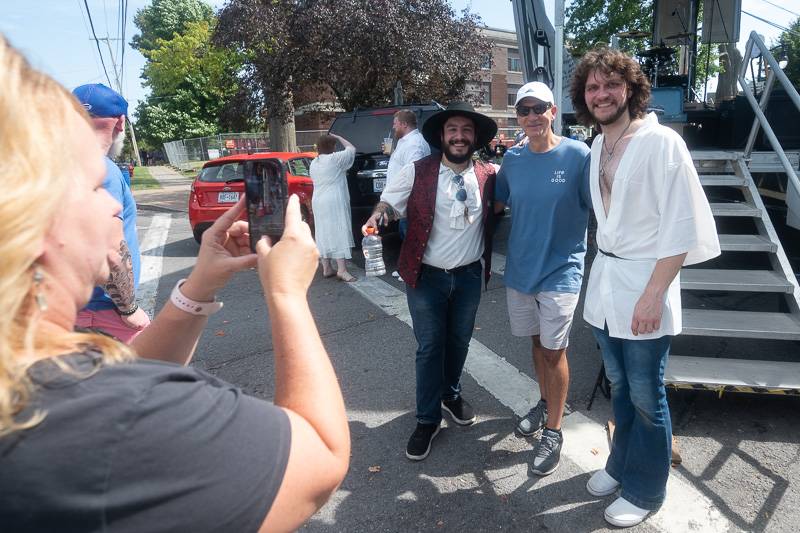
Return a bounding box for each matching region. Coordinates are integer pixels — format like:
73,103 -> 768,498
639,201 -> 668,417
738,31 -> 800,196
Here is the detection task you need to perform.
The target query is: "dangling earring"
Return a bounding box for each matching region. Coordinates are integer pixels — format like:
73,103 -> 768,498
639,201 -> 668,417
33,268 -> 48,311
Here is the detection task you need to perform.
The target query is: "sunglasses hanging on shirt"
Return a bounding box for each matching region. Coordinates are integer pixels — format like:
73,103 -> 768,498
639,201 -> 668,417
515,102 -> 552,116
451,174 -> 467,202
452,174 -> 469,220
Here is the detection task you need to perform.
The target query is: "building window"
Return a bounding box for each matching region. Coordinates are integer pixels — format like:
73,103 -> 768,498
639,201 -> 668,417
507,47 -> 522,72
481,54 -> 492,70
507,84 -> 522,106
480,82 -> 491,105
465,81 -> 491,106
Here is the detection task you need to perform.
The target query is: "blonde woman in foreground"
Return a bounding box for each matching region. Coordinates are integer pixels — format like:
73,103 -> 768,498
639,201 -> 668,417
0,35 -> 349,533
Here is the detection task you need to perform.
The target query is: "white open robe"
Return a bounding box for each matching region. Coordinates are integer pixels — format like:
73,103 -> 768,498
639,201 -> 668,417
584,114 -> 721,340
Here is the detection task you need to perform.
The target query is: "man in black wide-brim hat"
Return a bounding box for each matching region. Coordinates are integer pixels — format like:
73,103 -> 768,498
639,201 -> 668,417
362,102 -> 498,461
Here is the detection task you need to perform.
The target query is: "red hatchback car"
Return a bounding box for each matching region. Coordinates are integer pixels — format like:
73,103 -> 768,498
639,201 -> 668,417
189,152 -> 316,243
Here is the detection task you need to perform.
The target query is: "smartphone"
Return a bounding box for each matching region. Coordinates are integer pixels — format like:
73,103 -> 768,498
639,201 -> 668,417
244,159 -> 289,252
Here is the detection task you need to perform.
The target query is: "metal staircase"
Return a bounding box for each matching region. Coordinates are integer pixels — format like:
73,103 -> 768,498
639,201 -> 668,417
663,32 -> 800,395
665,151 -> 800,394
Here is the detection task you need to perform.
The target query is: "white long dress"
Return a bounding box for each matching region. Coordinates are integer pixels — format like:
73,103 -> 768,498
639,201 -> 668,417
310,146 -> 356,259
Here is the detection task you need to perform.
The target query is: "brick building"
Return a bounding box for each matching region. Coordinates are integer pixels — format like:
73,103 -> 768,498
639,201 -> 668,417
464,26 -> 522,132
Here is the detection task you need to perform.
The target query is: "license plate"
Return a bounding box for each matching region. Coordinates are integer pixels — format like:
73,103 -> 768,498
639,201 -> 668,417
218,191 -> 240,203
373,178 -> 386,193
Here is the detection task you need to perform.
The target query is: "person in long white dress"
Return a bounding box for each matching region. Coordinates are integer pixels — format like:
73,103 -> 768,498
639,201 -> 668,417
310,134 -> 357,281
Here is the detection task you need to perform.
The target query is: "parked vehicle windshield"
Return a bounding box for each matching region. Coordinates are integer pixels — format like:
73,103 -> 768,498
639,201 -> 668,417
199,162 -> 245,183
329,112 -> 394,154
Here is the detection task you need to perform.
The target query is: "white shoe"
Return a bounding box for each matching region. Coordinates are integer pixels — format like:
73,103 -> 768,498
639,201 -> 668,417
587,469 -> 620,497
604,497 -> 651,528
391,270 -> 400,278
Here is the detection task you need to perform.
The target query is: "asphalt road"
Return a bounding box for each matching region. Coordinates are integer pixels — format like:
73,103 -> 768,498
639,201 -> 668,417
134,167 -> 799,533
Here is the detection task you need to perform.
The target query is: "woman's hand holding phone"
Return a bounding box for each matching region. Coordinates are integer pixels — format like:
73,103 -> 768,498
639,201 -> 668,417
256,194 -> 319,299
182,197 -> 258,302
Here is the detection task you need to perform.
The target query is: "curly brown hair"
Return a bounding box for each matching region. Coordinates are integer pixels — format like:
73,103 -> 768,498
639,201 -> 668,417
570,47 -> 651,127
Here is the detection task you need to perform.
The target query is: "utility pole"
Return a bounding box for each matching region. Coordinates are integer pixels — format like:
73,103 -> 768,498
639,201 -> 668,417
98,37 -> 143,166
553,0 -> 565,136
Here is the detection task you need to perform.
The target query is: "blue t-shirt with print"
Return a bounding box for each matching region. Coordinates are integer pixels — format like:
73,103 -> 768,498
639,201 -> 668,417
495,137 -> 591,294
84,158 -> 141,311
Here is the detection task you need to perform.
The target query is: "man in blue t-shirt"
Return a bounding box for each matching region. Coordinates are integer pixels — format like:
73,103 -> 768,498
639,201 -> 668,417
73,83 -> 150,342
495,82 -> 590,477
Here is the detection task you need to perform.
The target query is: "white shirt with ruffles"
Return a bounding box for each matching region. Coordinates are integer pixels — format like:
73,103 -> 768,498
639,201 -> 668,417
380,161 -> 484,270
584,114 -> 721,339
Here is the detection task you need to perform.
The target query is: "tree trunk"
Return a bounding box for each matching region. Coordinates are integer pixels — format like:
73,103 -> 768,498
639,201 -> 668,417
268,92 -> 298,152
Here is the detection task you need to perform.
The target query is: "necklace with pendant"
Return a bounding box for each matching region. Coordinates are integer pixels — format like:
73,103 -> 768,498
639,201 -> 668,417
599,119 -> 633,197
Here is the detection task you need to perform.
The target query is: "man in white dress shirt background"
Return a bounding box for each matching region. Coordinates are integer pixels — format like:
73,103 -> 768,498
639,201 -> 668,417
387,110 -> 431,281
570,48 -> 720,528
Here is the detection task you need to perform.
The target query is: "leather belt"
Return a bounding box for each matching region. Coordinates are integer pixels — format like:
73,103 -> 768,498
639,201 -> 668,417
422,260 -> 481,274
598,247 -> 630,260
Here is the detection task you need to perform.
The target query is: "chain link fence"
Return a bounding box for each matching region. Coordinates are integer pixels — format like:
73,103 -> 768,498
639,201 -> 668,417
163,130 -> 326,171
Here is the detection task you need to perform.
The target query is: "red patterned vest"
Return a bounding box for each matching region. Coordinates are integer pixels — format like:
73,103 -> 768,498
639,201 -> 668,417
397,153 -> 497,289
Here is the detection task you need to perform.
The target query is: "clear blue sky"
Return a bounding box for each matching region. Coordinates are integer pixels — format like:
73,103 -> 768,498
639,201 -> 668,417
0,0 -> 791,122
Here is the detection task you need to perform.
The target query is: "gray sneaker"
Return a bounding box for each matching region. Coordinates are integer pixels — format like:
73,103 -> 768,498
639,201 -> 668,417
530,428 -> 563,476
515,400 -> 547,436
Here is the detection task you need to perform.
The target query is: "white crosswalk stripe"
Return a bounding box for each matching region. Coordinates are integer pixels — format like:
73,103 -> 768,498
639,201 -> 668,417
137,214 -> 172,317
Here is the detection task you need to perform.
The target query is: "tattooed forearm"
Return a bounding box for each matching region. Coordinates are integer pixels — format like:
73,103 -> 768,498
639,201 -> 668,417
105,239 -> 136,313
372,201 -> 398,224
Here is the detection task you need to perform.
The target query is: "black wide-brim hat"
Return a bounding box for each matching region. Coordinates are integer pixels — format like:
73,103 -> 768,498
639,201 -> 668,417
421,101 -> 498,150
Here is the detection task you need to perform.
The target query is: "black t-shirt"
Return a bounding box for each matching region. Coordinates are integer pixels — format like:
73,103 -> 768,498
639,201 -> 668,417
0,352 -> 291,533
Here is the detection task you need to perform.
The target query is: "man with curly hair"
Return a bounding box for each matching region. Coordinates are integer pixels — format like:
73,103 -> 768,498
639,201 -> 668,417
570,48 -> 720,527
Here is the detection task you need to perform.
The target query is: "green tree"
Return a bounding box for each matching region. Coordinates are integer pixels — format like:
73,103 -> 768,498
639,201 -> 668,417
134,91 -> 219,149
566,0 -> 653,57
565,0 -> 720,97
214,0 -> 491,151
775,17 -> 800,87
132,9 -> 249,149
131,0 -> 214,53
302,1 -> 491,110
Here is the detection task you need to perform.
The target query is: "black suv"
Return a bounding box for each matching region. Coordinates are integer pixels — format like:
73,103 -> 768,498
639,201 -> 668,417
327,103 -> 443,236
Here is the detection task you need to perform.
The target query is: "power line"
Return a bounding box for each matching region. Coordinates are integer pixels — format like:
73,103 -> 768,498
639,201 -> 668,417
742,10 -> 800,38
116,0 -> 123,72
82,0 -> 113,87
75,0 -> 105,81
756,0 -> 800,19
120,0 -> 128,89
102,0 -> 112,44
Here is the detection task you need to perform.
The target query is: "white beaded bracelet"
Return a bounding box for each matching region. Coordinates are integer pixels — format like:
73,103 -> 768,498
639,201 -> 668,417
170,279 -> 223,316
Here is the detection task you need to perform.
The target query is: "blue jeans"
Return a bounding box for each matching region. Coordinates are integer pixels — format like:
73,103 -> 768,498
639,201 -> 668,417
406,262 -> 482,424
592,326 -> 672,511
399,218 -> 408,240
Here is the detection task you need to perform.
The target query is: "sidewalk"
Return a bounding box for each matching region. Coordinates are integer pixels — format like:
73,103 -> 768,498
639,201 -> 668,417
142,165 -> 192,191
133,166 -> 192,214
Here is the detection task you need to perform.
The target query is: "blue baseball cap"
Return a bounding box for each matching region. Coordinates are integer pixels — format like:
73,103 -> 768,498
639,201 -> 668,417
72,83 -> 128,118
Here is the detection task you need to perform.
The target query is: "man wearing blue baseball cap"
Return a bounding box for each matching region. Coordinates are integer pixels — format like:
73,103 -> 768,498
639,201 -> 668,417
73,83 -> 150,342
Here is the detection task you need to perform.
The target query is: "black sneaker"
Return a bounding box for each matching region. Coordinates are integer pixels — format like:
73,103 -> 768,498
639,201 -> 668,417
530,428 -> 563,476
441,397 -> 477,425
515,400 -> 547,437
406,423 -> 441,461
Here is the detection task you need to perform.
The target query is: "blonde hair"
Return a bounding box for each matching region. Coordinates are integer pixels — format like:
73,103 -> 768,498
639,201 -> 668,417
0,35 -> 133,436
